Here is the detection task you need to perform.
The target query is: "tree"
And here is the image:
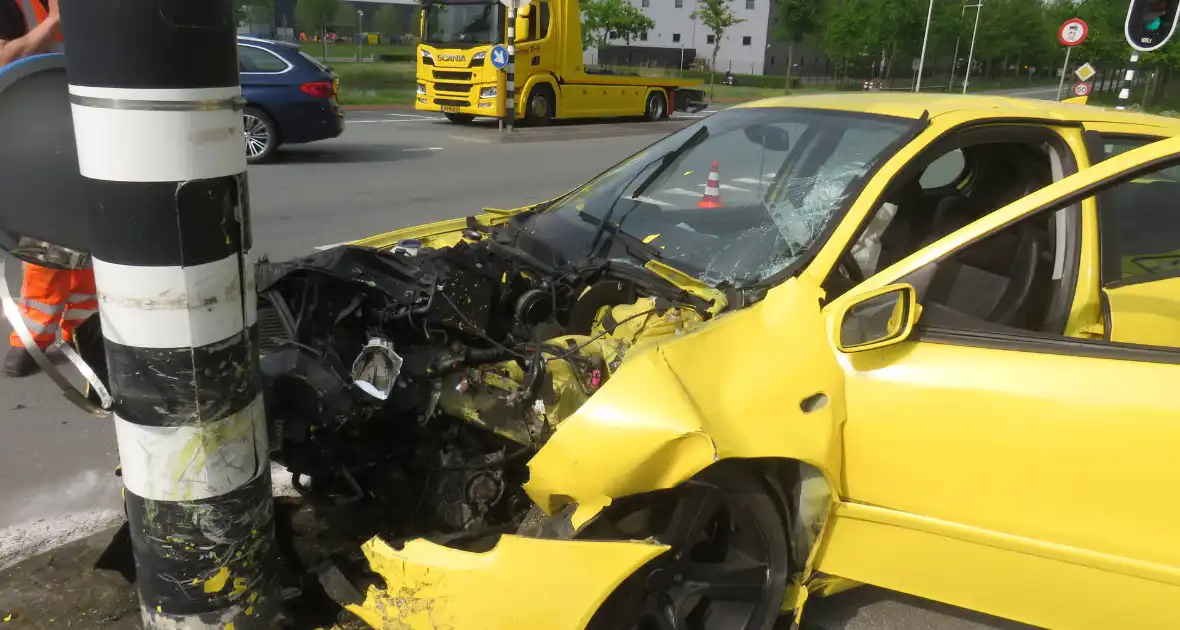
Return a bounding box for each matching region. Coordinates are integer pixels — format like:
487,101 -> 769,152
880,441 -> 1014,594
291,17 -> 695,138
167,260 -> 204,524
581,0 -> 629,52
296,0 -> 341,36
616,4 -> 655,64
334,1 -> 360,34
234,0 -> 274,28
691,0 -> 743,93
773,0 -> 822,89
375,5 -> 402,41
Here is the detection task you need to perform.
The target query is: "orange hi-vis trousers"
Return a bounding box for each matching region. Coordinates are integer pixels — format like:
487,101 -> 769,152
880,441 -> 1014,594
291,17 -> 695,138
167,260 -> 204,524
8,262 -> 97,350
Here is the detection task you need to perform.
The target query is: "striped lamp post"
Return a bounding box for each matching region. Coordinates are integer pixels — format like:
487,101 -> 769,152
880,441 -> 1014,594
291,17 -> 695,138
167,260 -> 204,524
58,0 -> 279,627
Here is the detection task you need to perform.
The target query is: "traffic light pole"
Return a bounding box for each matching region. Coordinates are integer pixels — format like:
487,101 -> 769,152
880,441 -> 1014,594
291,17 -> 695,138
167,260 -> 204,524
58,0 -> 279,627
1120,0 -> 1180,109
1115,52 -> 1141,110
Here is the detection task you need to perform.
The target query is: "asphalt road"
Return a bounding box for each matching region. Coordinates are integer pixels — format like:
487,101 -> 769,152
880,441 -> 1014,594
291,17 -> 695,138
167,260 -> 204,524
0,90 -> 1057,628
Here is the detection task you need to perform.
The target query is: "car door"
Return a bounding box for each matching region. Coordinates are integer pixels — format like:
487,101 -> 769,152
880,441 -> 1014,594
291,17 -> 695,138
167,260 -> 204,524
1084,129 -> 1180,348
815,135 -> 1180,630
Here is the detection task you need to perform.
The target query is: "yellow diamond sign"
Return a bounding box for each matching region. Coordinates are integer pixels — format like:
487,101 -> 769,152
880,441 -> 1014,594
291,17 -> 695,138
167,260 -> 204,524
1075,62 -> 1097,82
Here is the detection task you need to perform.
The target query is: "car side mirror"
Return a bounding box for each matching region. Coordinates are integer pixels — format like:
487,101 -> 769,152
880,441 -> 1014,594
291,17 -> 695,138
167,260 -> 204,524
836,283 -> 921,353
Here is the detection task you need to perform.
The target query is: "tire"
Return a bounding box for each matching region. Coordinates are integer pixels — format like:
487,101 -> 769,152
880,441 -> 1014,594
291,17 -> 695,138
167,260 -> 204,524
243,106 -> 279,164
587,466 -> 791,630
524,85 -> 555,126
644,90 -> 668,122
445,113 -> 476,124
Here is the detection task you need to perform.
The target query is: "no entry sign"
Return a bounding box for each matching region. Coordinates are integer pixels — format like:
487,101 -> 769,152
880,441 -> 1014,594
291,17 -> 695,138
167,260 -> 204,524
1059,18 -> 1089,46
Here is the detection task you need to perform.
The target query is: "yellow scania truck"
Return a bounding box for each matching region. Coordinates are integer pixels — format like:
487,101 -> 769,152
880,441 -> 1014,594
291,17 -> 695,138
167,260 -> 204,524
415,0 -> 707,124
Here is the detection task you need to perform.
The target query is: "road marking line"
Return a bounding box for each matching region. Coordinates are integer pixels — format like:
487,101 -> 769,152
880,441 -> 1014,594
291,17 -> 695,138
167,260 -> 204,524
733,177 -> 765,184
402,147 -> 444,152
384,113 -> 439,119
314,241 -> 351,250
635,195 -> 674,207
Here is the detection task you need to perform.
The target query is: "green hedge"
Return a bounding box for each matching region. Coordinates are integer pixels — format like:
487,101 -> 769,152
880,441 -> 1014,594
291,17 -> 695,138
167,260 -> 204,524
377,53 -> 416,63
679,70 -> 797,89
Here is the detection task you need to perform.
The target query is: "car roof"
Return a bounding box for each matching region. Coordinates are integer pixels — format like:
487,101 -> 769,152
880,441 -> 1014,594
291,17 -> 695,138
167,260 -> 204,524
237,35 -> 298,49
735,92 -> 1180,131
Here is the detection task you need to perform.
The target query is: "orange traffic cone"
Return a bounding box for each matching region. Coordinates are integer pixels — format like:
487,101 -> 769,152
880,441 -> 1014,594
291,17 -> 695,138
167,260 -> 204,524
697,160 -> 723,208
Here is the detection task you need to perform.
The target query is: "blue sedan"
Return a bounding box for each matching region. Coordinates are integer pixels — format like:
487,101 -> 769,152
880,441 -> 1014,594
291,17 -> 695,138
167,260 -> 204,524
238,36 -> 345,163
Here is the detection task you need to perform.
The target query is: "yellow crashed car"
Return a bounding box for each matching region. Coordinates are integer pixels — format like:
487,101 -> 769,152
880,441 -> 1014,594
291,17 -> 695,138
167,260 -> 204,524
316,93 -> 1180,630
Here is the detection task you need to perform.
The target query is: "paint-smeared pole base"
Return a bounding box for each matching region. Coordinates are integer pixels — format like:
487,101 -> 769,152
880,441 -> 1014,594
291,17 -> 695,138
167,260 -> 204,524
57,0 -> 281,626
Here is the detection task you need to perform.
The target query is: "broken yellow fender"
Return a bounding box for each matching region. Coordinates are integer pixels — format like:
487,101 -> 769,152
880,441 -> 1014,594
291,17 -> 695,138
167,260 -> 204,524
346,535 -> 669,629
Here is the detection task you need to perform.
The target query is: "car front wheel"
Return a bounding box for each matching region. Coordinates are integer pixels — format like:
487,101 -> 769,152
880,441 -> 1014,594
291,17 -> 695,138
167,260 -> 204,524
243,106 -> 278,164
587,466 -> 791,630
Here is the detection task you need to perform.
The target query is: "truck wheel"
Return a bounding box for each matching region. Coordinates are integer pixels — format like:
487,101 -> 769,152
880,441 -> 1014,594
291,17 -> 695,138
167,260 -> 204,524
445,113 -> 476,124
525,86 -> 555,126
644,91 -> 668,122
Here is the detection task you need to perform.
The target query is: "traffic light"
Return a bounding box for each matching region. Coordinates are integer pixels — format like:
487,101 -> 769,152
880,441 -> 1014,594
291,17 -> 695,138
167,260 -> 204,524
1125,0 -> 1180,51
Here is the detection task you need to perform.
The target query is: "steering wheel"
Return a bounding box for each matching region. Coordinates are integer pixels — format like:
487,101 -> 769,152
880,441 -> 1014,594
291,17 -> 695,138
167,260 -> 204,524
837,250 -> 865,284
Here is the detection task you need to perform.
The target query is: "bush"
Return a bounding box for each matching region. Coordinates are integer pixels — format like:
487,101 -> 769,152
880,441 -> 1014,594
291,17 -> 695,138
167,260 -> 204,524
377,53 -> 416,63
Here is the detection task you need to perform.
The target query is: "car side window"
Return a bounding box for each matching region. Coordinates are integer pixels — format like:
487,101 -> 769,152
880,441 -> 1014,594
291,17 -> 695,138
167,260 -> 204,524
239,45 -> 289,73
1091,135 -> 1180,285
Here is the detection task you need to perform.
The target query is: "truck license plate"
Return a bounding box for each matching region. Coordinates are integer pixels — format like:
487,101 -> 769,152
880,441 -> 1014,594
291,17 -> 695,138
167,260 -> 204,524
442,106 -> 460,113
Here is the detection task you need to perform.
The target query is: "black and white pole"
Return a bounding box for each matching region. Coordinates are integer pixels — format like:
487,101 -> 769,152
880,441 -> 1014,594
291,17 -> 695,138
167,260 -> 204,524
59,0 -> 279,628
506,4 -> 516,132
1115,52 -> 1140,110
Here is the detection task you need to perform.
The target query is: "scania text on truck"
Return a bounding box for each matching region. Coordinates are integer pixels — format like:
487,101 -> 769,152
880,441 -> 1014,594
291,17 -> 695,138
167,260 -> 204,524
416,0 -> 707,124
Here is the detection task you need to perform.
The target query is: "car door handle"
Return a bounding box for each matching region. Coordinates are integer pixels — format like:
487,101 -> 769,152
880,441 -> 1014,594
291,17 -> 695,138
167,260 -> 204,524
799,392 -> 829,413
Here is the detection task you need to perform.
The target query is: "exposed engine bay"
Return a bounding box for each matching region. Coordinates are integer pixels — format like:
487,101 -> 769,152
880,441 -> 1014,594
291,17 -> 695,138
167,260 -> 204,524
253,227 -> 714,545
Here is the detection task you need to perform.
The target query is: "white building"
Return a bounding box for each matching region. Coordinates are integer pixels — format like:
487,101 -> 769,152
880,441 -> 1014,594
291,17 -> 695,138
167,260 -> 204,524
586,0 -> 773,75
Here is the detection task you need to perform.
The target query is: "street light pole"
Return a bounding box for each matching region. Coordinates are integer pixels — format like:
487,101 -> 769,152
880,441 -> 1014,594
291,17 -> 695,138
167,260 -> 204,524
358,9 -> 364,62
962,0 -> 983,93
915,0 -> 935,92
58,0 -> 280,627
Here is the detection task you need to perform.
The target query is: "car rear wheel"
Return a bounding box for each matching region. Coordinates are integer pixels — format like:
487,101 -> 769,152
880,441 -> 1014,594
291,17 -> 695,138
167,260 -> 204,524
445,113 -> 476,124
243,106 -> 278,164
644,91 -> 668,122
587,467 -> 790,630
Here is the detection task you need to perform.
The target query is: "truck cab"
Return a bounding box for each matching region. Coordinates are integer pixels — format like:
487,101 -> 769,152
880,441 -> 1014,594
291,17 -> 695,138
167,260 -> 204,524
416,0 -> 705,124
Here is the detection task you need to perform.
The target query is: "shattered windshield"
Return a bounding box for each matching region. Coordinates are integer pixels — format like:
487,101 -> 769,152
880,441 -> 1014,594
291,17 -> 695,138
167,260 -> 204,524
519,107 -> 916,287
423,1 -> 503,46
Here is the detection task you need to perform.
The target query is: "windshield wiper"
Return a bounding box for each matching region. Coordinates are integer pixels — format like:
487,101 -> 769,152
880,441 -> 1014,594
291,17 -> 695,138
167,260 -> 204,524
631,125 -> 709,200
584,125 -> 710,261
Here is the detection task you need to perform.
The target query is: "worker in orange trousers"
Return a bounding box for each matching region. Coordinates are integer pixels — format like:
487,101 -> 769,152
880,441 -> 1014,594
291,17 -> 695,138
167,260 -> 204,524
1,0 -> 96,377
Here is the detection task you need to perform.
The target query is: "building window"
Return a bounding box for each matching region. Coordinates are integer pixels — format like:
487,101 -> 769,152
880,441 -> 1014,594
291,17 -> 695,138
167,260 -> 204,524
642,0 -> 649,6
742,35 -> 751,46
675,0 -> 683,6
672,33 -> 681,43
706,34 -> 715,44
640,32 -> 648,41
745,0 -> 754,8
609,30 -> 618,38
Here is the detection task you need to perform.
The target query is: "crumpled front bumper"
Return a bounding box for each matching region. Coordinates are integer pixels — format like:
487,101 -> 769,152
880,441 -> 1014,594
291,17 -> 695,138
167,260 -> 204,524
345,534 -> 671,630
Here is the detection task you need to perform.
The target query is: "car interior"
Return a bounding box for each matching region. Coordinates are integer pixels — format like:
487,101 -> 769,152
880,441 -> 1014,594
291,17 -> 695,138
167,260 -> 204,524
826,128 -> 1082,338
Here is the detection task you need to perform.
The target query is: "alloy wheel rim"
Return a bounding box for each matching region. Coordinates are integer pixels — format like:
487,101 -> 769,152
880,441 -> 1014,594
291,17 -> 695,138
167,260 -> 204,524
243,114 -> 270,158
651,97 -> 665,119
